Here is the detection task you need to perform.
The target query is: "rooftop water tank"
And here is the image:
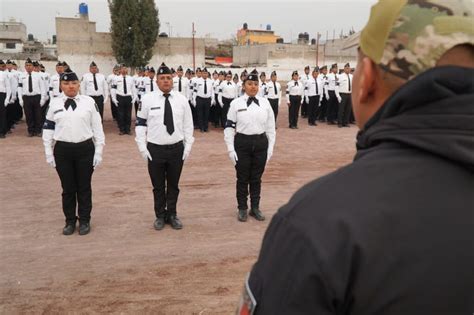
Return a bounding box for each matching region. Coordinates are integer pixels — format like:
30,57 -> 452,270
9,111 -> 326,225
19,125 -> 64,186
266,24 -> 271,31
79,3 -> 89,16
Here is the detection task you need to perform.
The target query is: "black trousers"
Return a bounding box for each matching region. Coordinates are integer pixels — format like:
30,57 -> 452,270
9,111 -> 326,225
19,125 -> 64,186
23,95 -> 42,134
318,95 -> 328,121
268,98 -> 279,122
196,96 -> 211,132
222,97 -> 234,126
117,95 -> 132,133
338,93 -> 352,126
308,95 -> 320,125
111,97 -> 118,121
288,95 -> 301,128
301,98 -> 308,117
326,90 -> 338,123
235,133 -> 268,211
90,95 -> 104,121
147,141 -> 184,218
189,101 -> 198,128
54,139 -> 95,225
41,99 -> 49,126
134,95 -> 142,117
0,93 -> 6,136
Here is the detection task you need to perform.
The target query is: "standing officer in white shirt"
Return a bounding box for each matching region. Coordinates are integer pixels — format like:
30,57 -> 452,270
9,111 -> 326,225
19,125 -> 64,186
224,69 -> 276,222
0,60 -> 12,138
301,65 -> 311,118
317,65 -> 329,122
193,68 -> 215,132
5,60 -> 19,134
111,64 -> 137,135
325,63 -> 341,125
336,63 -> 353,127
107,64 -> 120,122
258,72 -> 268,98
305,67 -> 323,126
172,66 -> 189,98
49,61 -> 64,100
81,61 -> 109,121
212,71 -> 224,128
286,71 -> 304,129
143,67 -> 158,94
18,58 -> 47,137
218,71 -> 237,129
135,63 -> 194,230
266,71 -> 281,123
42,70 -> 105,235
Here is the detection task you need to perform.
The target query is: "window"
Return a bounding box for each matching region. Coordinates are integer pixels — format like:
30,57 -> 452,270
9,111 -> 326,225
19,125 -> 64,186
6,43 -> 16,49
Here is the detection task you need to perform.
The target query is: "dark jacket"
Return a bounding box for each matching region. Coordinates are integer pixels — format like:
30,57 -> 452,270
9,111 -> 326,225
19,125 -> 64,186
249,66 -> 474,315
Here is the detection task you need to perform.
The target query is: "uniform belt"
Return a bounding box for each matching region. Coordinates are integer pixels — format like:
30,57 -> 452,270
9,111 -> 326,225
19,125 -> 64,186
55,138 -> 93,146
340,92 -> 351,95
149,140 -> 183,149
236,133 -> 266,139
196,96 -> 211,100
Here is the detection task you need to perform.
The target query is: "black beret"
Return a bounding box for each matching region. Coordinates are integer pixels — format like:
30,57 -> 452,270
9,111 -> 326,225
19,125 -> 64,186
60,71 -> 79,81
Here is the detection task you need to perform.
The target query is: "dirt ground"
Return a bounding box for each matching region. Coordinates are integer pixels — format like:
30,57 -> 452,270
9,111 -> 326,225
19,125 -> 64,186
0,102 -> 357,314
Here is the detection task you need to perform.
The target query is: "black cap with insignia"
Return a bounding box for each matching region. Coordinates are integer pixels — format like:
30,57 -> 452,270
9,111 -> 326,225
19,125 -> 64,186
196,67 -> 201,72
6,60 -> 12,65
259,71 -> 266,77
33,61 -> 40,67
320,65 -> 327,71
271,71 -> 277,76
177,65 -> 183,71
25,58 -> 33,65
292,70 -> 299,77
60,69 -> 79,82
331,63 -> 338,69
12,61 -> 17,66
344,62 -> 350,68
149,67 -> 156,73
90,61 -> 97,67
227,71 -> 232,76
304,65 -> 310,70
233,73 -> 239,80
313,66 -> 320,72
157,62 -> 172,75
245,69 -> 259,82
0,60 -> 4,65
56,61 -> 63,67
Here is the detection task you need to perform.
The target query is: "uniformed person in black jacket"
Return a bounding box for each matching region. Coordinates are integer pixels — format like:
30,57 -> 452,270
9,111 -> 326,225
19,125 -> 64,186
238,0 -> 474,313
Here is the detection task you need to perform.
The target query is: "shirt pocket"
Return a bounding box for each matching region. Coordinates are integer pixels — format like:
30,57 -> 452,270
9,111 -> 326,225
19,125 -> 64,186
53,110 -> 67,123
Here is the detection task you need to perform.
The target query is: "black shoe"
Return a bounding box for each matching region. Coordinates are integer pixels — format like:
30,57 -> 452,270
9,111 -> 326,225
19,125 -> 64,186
343,124 -> 350,128
27,133 -> 34,137
238,209 -> 248,222
125,131 -> 132,135
154,217 -> 166,230
36,133 -> 42,137
79,222 -> 91,235
0,134 -> 5,139
119,131 -> 125,135
168,215 -> 183,230
63,223 -> 75,235
249,209 -> 266,221
338,124 -> 343,128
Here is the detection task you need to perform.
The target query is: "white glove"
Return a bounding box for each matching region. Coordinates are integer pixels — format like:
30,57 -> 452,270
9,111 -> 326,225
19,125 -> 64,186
211,100 -> 216,107
182,150 -> 190,161
112,99 -> 118,106
267,150 -> 273,162
40,99 -> 46,107
305,96 -> 309,104
46,154 -> 56,168
228,151 -> 238,166
19,99 -> 24,107
4,99 -> 9,107
337,96 -> 342,103
93,153 -> 102,169
140,149 -> 152,162
325,93 -> 330,100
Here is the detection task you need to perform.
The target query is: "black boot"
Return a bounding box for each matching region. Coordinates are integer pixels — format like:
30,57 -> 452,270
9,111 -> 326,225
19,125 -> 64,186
249,208 -> 265,221
238,209 -> 248,222
79,222 -> 91,235
63,223 -> 75,235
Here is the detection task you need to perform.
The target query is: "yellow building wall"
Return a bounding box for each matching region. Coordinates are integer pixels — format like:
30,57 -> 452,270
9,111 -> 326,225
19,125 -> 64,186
237,30 -> 279,45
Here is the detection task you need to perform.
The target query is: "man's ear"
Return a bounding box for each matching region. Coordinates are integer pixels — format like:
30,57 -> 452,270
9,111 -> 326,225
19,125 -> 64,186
358,57 -> 377,105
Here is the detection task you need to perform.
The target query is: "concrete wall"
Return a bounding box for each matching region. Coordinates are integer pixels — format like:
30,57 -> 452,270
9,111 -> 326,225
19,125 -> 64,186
56,16 -> 205,75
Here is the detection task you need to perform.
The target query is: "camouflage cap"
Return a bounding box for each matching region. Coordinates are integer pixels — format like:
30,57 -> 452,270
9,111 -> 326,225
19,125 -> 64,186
360,0 -> 474,80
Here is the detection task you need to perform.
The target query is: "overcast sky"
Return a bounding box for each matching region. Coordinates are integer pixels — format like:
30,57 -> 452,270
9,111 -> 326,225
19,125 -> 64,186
1,0 -> 378,42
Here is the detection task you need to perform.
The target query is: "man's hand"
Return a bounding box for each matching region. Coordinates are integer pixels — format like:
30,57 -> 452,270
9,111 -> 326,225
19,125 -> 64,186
228,151 -> 238,166
140,149 -> 152,162
93,153 -> 102,169
46,154 -> 56,168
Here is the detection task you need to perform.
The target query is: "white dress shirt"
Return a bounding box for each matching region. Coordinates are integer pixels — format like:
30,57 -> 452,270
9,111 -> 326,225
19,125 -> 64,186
49,73 -> 63,98
172,76 -> 189,97
326,72 -> 339,91
258,81 -> 268,98
224,94 -> 276,153
337,72 -> 353,94
305,76 -> 323,97
6,69 -> 18,103
81,72 -> 109,99
266,81 -> 282,102
143,76 -> 158,95
300,73 -> 311,96
18,71 -> 47,105
193,77 -> 215,104
236,81 -> 244,97
135,90 -> 195,155
0,71 -> 12,106
218,80 -> 237,106
286,80 -> 304,98
111,75 -> 137,102
42,94 -> 105,148
213,79 -> 222,95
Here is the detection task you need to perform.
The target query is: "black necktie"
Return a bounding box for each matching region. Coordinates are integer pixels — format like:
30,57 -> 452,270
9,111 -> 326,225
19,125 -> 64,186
347,74 -> 351,92
150,78 -> 154,92
64,98 -> 77,111
28,73 -> 33,93
163,93 -> 174,135
247,97 -> 259,106
58,74 -> 62,93
316,79 -> 319,95
179,78 -> 182,92
93,73 -> 98,91
228,82 -> 231,86
294,81 -> 298,86
273,82 -> 278,94
204,80 -> 207,94
123,76 -> 127,94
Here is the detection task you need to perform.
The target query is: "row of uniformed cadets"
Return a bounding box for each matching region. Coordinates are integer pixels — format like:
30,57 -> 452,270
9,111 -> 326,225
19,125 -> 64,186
40,63 -> 276,235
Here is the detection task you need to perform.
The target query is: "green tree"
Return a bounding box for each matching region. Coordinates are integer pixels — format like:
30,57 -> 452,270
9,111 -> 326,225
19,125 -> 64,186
109,0 -> 159,68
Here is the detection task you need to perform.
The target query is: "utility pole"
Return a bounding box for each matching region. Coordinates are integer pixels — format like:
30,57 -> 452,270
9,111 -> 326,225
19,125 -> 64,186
192,22 -> 196,71
316,32 -> 320,66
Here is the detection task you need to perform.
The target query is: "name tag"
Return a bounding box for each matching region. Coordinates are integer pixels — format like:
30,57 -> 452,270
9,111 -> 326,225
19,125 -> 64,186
238,108 -> 247,112
54,109 -> 64,114
151,107 -> 161,110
